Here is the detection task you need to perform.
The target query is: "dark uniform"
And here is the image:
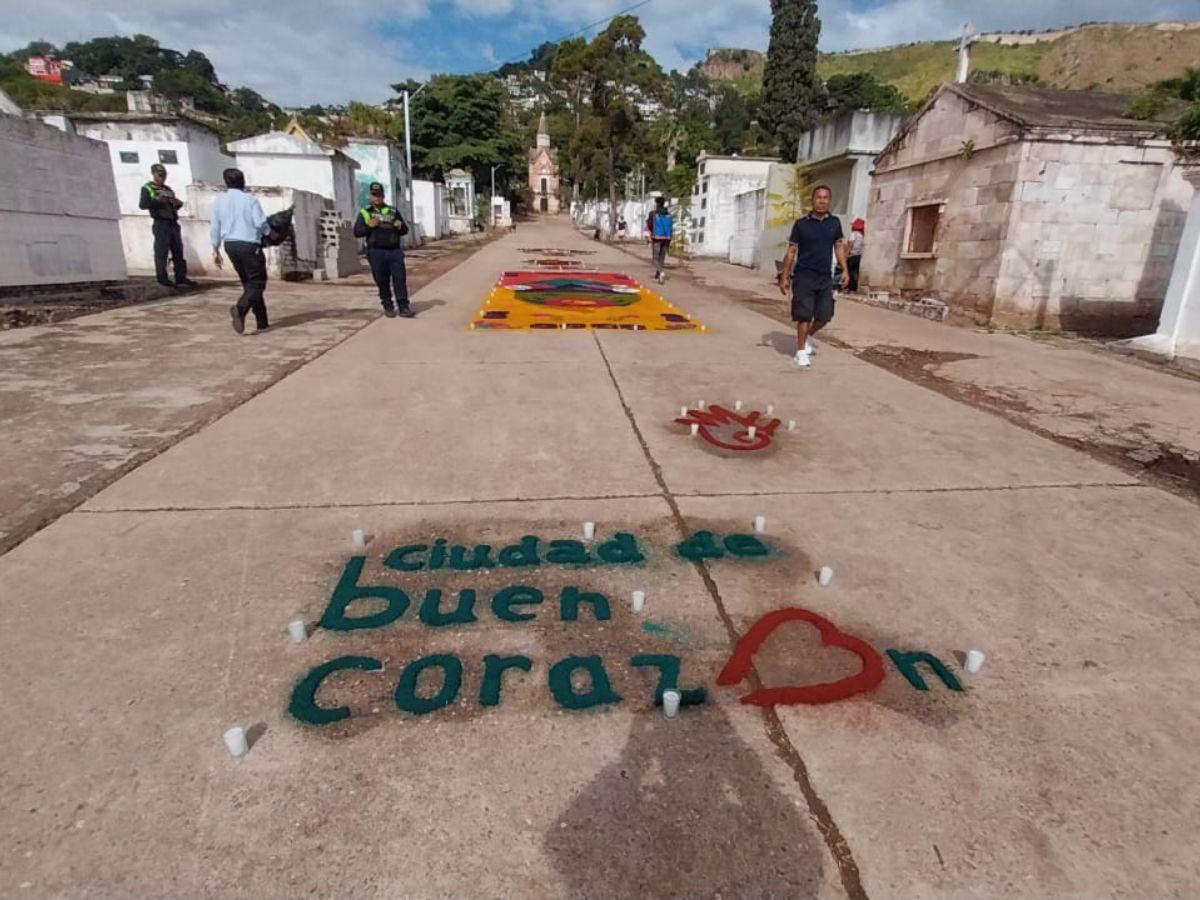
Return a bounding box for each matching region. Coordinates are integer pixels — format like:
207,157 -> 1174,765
138,177 -> 189,287
353,183 -> 410,316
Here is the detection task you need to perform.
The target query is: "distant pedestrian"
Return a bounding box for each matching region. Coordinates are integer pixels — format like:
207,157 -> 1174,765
616,216 -> 628,241
353,181 -> 413,318
139,163 -> 196,289
847,218 -> 865,292
778,185 -> 849,368
211,168 -> 271,335
646,195 -> 673,284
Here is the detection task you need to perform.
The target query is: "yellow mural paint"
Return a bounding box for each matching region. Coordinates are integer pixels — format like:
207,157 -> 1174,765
470,270 -> 706,332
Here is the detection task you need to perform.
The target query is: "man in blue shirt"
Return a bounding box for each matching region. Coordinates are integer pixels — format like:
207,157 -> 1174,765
211,168 -> 270,334
777,185 -> 849,368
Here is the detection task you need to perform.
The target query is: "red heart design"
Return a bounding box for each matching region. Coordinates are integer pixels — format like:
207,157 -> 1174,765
717,607 -> 885,705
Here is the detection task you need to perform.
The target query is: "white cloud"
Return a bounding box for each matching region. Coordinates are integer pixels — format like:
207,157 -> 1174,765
3,0 -> 1199,106
0,0 -> 432,105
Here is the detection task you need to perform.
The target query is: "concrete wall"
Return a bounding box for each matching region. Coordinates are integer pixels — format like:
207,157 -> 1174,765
755,164 -> 810,273
342,139 -> 416,248
120,184 -> 328,279
102,139 -> 235,216
234,139 -> 359,222
0,115 -> 126,286
412,179 -> 449,242
798,110 -> 906,167
691,171 -> 772,257
730,188 -> 765,267
992,140 -> 1191,333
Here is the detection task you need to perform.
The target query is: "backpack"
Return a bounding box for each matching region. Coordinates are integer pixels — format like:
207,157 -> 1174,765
652,212 -> 673,240
262,206 -> 294,247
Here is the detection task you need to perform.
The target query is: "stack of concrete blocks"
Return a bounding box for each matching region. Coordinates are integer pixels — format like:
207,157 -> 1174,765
320,210 -> 359,279
863,85 -> 1193,334
859,290 -> 949,321
0,115 -> 127,286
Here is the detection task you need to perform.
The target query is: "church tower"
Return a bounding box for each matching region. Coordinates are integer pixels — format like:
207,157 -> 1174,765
528,112 -> 561,214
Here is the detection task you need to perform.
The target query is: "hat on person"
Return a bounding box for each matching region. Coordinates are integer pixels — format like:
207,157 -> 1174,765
851,218 -> 865,232
369,181 -> 385,194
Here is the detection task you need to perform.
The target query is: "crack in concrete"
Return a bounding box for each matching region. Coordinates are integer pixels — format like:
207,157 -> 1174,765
74,480 -> 1147,515
591,330 -> 871,900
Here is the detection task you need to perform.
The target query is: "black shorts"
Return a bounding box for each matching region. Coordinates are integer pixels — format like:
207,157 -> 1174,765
791,278 -> 835,323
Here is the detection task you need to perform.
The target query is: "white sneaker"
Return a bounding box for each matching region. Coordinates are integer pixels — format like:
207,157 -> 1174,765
805,338 -> 818,354
794,350 -> 812,367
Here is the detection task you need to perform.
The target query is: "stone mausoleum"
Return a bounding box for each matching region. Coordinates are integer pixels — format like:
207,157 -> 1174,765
862,82 -> 1192,334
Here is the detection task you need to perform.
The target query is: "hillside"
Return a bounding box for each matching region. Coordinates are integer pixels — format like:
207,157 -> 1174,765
707,20 -> 1200,105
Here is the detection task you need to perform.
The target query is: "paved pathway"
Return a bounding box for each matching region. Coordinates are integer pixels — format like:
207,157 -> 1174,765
0,236 -> 487,555
1,220 -> 1197,897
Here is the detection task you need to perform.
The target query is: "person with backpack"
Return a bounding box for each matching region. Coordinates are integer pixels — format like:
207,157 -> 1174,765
210,168 -> 271,334
354,182 -> 413,318
645,195 -> 673,284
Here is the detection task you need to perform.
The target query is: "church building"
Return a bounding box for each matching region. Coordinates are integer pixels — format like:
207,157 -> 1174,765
528,112 -> 560,214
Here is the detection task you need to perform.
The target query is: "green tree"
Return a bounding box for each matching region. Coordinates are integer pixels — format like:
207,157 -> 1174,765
823,72 -> 906,116
343,100 -> 394,137
759,0 -> 821,160
712,86 -> 752,153
397,74 -> 526,203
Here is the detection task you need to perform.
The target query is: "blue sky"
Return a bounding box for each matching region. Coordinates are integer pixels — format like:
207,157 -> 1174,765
3,0 -> 1200,106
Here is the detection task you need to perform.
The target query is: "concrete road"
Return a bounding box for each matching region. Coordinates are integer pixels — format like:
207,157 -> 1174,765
0,235 -> 488,555
1,219 -> 1198,898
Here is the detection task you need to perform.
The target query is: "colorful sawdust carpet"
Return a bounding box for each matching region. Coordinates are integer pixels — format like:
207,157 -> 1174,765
471,271 -> 706,331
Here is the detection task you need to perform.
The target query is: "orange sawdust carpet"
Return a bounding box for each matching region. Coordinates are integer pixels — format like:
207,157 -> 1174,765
470,270 -> 706,332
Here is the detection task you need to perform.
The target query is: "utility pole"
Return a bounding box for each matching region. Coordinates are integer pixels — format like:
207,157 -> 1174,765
490,164 -> 499,227
955,23 -> 976,84
402,82 -> 427,209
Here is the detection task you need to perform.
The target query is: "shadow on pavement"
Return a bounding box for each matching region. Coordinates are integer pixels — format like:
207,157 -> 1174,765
266,308 -> 374,331
760,330 -> 796,358
410,298 -> 448,315
544,704 -> 824,899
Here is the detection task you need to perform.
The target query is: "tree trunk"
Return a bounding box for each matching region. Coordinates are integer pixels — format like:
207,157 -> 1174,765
606,144 -> 617,241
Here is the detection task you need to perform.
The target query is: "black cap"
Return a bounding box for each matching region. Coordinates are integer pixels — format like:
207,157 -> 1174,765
369,182 -> 384,194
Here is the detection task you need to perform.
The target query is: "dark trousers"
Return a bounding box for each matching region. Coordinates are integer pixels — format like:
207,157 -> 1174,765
848,255 -> 861,292
367,247 -> 409,309
651,240 -> 669,277
225,240 -> 269,329
152,219 -> 187,284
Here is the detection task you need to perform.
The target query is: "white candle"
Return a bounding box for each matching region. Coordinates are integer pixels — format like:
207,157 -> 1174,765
766,404 -> 774,415
287,620 -> 307,644
351,529 -> 366,551
965,649 -> 986,674
818,566 -> 834,586
583,521 -> 596,540
787,420 -> 796,432
223,726 -> 248,758
754,515 -> 766,533
662,690 -> 681,719
632,590 -> 645,613
734,400 -> 743,411
690,423 -> 699,437
748,425 -> 757,439
680,405 -> 688,417
698,400 -> 706,409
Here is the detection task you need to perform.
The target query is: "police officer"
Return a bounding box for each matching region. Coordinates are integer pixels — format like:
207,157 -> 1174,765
138,163 -> 196,288
353,182 -> 413,318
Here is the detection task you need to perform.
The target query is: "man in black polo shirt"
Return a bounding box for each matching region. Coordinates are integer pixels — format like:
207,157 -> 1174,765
778,185 -> 849,367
